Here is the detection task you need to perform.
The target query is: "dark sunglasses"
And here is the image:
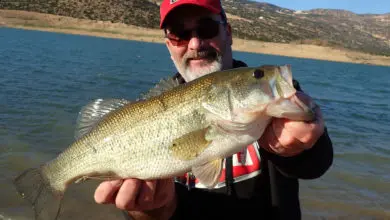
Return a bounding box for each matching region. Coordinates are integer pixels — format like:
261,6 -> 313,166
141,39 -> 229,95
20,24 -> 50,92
165,17 -> 226,46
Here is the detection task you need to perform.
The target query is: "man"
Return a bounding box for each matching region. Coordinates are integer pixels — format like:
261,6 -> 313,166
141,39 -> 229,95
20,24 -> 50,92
94,0 -> 333,219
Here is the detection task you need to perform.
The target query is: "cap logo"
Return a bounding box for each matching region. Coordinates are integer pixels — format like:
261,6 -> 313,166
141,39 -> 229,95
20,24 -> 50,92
170,0 -> 178,4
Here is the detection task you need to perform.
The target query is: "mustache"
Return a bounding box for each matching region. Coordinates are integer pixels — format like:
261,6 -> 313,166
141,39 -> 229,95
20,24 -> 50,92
184,50 -> 218,61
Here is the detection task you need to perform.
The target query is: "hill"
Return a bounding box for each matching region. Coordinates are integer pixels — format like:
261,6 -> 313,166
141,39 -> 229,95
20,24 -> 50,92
1,0 -> 389,56
222,1 -> 390,56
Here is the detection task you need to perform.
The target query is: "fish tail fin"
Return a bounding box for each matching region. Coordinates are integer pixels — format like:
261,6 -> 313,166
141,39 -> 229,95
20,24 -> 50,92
14,168 -> 64,220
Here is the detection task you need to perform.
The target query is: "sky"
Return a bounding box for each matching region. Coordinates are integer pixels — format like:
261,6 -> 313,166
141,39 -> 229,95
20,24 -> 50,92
258,0 -> 390,14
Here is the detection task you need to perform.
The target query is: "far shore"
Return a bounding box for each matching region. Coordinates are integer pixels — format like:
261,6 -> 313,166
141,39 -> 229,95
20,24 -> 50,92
1,9 -> 390,67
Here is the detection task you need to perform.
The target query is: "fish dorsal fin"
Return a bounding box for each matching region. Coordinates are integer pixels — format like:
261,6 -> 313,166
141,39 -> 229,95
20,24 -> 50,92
75,98 -> 131,140
192,158 -> 223,188
138,77 -> 180,100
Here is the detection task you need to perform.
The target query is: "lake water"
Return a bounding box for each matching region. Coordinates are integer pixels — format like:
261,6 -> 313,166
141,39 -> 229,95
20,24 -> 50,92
1,27 -> 389,219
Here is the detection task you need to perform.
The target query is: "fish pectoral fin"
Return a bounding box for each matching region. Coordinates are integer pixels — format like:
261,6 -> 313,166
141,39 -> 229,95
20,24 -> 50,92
169,127 -> 212,161
266,99 -> 315,121
75,98 -> 131,140
192,159 -> 223,188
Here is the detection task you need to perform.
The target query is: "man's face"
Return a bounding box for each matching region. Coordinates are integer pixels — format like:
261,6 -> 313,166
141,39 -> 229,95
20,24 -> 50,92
164,6 -> 233,82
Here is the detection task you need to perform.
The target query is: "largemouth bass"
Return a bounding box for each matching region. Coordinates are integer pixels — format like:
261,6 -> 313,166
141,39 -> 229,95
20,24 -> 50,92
14,65 -> 314,220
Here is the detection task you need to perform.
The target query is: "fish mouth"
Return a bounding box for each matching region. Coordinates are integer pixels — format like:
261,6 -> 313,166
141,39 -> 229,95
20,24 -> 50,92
278,64 -> 293,86
277,65 -> 296,98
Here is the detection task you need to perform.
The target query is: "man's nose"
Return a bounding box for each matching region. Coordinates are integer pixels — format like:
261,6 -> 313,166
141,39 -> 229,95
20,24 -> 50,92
188,33 -> 203,50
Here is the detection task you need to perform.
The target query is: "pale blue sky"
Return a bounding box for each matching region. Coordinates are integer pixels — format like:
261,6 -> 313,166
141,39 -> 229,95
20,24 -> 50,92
257,0 -> 390,14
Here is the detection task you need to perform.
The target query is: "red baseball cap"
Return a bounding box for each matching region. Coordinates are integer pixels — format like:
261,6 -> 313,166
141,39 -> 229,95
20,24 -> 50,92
159,0 -> 223,28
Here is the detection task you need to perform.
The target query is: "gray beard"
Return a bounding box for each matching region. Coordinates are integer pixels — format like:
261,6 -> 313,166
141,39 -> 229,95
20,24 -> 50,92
174,54 -> 223,82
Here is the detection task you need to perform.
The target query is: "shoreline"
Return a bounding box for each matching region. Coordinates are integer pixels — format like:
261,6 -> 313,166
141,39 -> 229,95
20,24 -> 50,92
1,9 -> 390,67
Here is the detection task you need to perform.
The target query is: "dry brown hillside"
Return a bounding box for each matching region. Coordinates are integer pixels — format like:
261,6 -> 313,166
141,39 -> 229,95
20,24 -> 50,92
1,0 -> 389,56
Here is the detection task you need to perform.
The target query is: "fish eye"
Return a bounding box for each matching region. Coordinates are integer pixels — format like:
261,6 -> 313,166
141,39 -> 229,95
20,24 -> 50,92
253,69 -> 264,79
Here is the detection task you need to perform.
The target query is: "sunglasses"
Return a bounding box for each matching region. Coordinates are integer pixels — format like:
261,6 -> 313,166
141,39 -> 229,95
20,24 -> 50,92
165,17 -> 226,46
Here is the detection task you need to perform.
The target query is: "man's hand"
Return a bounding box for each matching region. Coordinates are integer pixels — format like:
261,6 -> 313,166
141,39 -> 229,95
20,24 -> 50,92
94,178 -> 176,219
259,91 -> 325,157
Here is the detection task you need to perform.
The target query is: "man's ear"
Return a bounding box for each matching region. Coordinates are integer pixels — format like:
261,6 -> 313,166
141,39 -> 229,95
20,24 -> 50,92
164,39 -> 174,60
165,38 -> 174,51
165,36 -> 170,46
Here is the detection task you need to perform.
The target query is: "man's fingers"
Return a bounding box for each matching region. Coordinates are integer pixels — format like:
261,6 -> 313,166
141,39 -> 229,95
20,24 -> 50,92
136,181 -> 157,209
283,109 -> 324,145
290,91 -> 320,121
286,92 -> 324,143
115,179 -> 141,210
260,118 -> 307,156
258,119 -> 282,153
94,179 -> 123,204
155,179 -> 175,207
94,178 -> 175,212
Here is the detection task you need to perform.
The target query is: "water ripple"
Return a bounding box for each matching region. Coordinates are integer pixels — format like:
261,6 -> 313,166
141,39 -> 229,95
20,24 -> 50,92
1,27 -> 390,219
